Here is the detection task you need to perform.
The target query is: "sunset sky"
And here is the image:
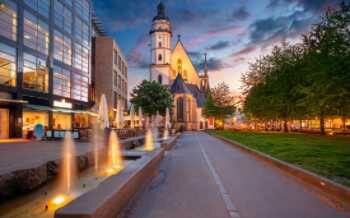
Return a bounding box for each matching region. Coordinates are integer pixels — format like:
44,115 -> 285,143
93,0 -> 346,94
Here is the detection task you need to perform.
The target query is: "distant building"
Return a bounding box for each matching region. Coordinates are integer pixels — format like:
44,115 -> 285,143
93,37 -> 128,125
0,0 -> 92,139
149,2 -> 210,130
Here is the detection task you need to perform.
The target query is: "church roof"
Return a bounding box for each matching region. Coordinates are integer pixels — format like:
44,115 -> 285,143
170,74 -> 192,94
153,2 -> 170,21
170,74 -> 207,107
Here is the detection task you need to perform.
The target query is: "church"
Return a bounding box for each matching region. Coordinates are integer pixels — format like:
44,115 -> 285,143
149,2 -> 212,130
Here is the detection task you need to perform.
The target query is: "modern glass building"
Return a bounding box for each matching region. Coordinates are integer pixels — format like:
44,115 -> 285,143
0,0 -> 92,138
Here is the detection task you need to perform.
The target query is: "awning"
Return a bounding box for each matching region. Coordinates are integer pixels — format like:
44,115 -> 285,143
0,98 -> 28,104
25,104 -> 98,116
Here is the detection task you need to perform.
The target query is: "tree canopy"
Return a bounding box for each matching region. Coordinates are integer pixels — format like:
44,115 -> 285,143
242,2 -> 350,134
203,83 -> 235,122
130,80 -> 173,116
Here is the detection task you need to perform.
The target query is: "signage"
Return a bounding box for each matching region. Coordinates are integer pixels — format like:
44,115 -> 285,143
53,99 -> 72,109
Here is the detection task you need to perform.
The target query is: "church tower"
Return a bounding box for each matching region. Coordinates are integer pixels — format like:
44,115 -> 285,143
200,53 -> 210,92
150,2 -> 173,85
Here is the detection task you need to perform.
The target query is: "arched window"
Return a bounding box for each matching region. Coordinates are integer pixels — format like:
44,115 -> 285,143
158,42 -> 162,47
177,59 -> 182,75
158,74 -> 162,84
177,97 -> 184,122
158,54 -> 162,61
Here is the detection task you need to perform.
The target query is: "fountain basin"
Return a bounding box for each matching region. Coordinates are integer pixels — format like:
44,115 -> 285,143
55,148 -> 164,218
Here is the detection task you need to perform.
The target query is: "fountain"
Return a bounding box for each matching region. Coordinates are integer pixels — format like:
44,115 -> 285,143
98,94 -> 110,129
130,104 -> 135,129
108,130 -> 124,170
138,107 -> 143,129
163,108 -> 170,140
144,128 -> 155,151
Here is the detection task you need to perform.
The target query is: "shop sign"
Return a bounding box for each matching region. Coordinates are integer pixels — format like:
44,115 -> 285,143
53,99 -> 72,109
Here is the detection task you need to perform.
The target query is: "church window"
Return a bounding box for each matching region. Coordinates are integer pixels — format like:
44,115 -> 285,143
158,42 -> 162,47
177,97 -> 184,122
158,54 -> 162,61
177,59 -> 182,75
158,74 -> 162,84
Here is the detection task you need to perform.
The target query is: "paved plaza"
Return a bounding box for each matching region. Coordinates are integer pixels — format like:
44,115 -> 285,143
122,132 -> 350,218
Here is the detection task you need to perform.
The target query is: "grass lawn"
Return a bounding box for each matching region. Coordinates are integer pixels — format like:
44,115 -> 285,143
209,130 -> 350,187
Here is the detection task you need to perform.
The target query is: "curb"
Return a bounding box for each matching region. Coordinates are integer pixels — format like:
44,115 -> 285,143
209,133 -> 350,207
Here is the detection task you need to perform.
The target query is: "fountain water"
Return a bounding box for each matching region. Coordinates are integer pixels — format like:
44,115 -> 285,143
92,123 -> 103,174
130,104 -> 135,129
138,107 -> 143,128
163,108 -> 170,140
108,130 -> 124,170
144,128 -> 155,151
98,94 -> 109,129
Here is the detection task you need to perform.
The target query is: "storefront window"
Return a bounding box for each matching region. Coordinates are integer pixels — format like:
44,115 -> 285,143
23,53 -> 49,92
74,113 -> 89,128
53,65 -> 71,98
23,110 -> 49,137
53,113 -> 72,130
0,0 -> 17,41
23,11 -> 49,55
54,30 -> 72,65
0,43 -> 16,86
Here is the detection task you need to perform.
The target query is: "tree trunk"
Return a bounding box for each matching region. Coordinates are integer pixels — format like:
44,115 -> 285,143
283,120 -> 289,133
320,113 -> 326,135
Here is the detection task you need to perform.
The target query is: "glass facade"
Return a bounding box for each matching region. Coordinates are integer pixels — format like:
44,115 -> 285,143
23,53 -> 49,92
23,11 -> 49,55
0,0 -> 17,41
53,65 -> 71,98
0,43 -> 16,86
0,0 -> 92,138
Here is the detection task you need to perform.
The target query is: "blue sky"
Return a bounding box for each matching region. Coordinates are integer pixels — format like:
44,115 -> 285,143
93,0 -> 347,93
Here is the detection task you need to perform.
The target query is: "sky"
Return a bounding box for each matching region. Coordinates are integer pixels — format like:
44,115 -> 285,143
93,0 -> 347,94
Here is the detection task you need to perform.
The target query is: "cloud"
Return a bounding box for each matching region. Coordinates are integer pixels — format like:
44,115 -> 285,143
230,6 -> 250,21
207,41 -> 231,51
267,0 -> 344,13
230,46 -> 257,62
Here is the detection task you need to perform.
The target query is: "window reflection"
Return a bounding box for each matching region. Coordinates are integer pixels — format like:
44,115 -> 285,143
23,11 -> 49,55
24,0 -> 50,18
53,65 -> 71,98
54,30 -> 72,65
0,43 -> 16,87
23,53 -> 48,92
0,1 -> 17,41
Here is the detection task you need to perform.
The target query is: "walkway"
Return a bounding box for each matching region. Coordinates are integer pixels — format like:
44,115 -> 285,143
123,132 -> 350,218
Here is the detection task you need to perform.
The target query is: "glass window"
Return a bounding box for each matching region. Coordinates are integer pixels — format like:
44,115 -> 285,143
53,65 -> 71,98
24,0 -> 50,18
75,0 -> 89,22
54,1 -> 72,34
23,11 -> 49,55
0,43 -> 16,86
75,17 -> 89,47
53,113 -> 72,130
73,43 -> 89,73
54,30 -> 72,65
71,70 -> 88,102
23,53 -> 48,92
0,1 -> 17,41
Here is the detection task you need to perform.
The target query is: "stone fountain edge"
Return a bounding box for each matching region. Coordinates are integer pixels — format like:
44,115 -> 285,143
54,148 -> 165,218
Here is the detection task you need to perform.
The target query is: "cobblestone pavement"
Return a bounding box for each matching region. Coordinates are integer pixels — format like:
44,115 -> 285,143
123,132 -> 350,218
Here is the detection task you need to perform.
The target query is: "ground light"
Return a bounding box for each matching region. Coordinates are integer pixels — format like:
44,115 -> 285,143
52,195 -> 66,205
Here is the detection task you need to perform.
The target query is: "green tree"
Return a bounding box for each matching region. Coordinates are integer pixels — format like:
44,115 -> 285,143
300,2 -> 350,134
130,80 -> 173,116
203,83 -> 235,127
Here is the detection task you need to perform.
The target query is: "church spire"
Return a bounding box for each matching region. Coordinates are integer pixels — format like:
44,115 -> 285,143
153,1 -> 169,21
204,53 -> 208,76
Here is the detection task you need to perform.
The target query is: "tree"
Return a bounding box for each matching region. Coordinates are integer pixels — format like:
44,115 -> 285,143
130,80 -> 173,116
300,2 -> 350,134
203,83 -> 235,127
